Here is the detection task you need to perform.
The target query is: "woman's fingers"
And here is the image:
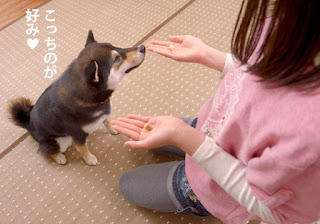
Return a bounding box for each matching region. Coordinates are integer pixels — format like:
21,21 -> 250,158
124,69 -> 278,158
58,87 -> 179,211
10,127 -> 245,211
110,114 -> 152,141
147,47 -> 174,58
112,124 -> 140,140
111,119 -> 143,141
148,36 -> 185,47
112,119 -> 142,133
147,44 -> 172,51
125,140 -> 149,149
115,117 -> 145,128
127,114 -> 151,123
147,40 -> 172,47
169,35 -> 185,43
147,44 -> 175,55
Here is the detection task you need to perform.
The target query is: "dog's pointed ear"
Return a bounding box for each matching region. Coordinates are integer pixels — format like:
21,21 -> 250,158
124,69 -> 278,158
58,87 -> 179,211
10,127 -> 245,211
93,61 -> 99,82
85,30 -> 96,47
85,60 -> 99,83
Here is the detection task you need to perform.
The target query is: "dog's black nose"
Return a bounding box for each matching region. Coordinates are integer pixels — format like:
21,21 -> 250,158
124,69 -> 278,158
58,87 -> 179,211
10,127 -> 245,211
139,45 -> 145,53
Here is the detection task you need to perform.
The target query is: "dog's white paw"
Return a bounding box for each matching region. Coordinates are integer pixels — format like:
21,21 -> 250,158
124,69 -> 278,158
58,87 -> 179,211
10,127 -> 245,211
51,153 -> 67,165
110,129 -> 119,135
84,154 -> 98,166
104,120 -> 119,135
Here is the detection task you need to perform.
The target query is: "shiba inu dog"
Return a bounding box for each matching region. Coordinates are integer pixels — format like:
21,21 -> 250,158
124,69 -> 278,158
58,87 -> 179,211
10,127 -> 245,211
8,30 -> 145,165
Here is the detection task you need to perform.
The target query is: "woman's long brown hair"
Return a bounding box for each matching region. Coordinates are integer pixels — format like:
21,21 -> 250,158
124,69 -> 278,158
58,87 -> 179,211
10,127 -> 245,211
231,0 -> 320,91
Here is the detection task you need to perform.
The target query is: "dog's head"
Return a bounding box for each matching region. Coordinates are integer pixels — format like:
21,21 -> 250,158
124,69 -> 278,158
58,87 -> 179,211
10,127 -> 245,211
77,30 -> 145,94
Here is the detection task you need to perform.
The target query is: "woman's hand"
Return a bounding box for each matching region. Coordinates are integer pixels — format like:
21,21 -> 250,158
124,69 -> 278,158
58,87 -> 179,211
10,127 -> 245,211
147,35 -> 227,72
146,35 -> 208,64
111,114 -> 184,149
111,114 -> 206,156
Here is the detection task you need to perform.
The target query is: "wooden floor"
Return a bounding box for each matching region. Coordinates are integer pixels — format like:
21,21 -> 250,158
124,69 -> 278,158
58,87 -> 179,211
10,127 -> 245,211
0,0 -> 49,30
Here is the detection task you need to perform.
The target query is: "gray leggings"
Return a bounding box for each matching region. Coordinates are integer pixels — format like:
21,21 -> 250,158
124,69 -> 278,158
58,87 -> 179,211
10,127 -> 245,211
118,117 -> 211,216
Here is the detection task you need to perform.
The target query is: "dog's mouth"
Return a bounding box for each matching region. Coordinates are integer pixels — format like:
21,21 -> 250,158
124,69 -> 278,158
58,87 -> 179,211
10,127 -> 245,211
125,57 -> 145,73
124,47 -> 145,74
125,64 -> 141,73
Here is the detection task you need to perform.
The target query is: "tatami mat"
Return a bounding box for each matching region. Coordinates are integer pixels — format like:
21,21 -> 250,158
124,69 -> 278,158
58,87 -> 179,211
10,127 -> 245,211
0,0 -> 257,224
0,0 -> 190,153
0,134 -> 224,224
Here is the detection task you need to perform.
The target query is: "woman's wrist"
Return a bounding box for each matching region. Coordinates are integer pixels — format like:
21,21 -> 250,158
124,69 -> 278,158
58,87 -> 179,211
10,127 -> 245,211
200,46 -> 227,72
172,121 -> 206,156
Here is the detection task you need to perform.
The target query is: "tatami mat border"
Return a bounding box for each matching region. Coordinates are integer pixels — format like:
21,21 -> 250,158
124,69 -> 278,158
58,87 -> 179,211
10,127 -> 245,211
0,132 -> 29,160
0,0 -> 55,159
0,0 -> 52,31
134,0 -> 195,46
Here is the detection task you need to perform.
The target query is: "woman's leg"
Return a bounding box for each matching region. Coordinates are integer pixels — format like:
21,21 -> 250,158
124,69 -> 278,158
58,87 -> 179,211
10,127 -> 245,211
119,161 -> 211,216
119,161 -> 182,212
172,162 -> 211,216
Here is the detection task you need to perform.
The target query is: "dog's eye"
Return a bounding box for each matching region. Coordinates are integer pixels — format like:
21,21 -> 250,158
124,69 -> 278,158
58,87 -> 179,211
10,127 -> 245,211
114,55 -> 120,63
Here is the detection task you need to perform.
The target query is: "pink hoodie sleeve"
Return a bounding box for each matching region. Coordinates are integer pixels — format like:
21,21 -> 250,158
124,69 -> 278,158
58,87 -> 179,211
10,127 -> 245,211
246,133 -> 320,223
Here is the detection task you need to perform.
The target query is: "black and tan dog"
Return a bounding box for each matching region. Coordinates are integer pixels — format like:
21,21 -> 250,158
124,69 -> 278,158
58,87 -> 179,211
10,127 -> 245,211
8,30 -> 145,165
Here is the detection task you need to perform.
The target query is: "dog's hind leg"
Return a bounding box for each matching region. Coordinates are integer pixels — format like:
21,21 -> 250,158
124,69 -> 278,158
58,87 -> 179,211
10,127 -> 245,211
72,138 -> 98,166
38,139 -> 67,165
104,117 -> 119,135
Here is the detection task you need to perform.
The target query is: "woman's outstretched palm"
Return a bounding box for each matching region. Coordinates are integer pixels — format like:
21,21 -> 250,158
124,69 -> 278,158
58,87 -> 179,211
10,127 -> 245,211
111,114 -> 184,150
146,35 -> 207,63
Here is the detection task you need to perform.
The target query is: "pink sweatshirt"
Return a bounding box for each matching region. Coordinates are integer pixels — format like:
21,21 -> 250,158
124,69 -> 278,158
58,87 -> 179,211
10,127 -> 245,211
185,50 -> 320,223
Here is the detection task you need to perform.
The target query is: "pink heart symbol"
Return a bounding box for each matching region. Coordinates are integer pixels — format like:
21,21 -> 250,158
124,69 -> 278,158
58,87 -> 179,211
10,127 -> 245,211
27,38 -> 39,50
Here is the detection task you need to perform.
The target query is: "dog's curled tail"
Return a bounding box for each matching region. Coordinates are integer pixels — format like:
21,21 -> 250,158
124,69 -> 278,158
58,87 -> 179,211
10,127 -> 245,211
8,97 -> 33,130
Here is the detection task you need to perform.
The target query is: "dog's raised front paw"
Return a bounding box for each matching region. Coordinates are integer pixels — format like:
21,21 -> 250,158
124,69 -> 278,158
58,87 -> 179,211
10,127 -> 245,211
109,129 -> 119,135
104,119 -> 119,135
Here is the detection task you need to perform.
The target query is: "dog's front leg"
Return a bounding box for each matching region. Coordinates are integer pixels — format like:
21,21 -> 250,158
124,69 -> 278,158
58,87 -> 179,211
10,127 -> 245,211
72,138 -> 98,166
50,153 -> 67,165
104,117 -> 119,135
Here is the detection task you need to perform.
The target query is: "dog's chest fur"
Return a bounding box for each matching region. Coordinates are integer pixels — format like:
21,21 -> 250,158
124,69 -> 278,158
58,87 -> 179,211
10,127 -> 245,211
82,110 -> 108,134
